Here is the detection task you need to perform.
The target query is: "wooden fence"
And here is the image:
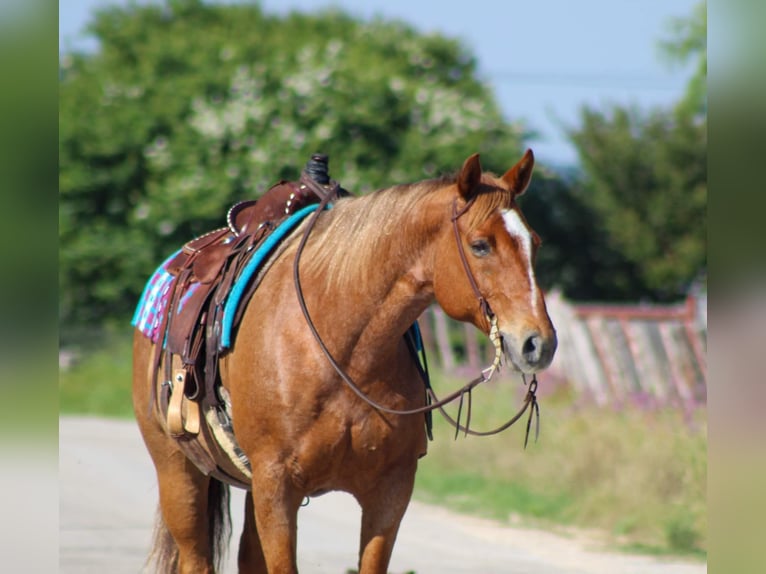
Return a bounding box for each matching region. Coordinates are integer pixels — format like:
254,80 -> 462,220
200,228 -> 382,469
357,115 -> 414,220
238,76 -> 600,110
417,290 -> 707,411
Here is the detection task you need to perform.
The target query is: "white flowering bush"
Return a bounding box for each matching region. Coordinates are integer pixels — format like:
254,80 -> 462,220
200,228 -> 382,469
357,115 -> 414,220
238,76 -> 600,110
59,1 -> 522,326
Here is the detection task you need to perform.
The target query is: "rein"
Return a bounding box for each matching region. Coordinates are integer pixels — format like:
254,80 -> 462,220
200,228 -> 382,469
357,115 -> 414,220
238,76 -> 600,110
292,182 -> 540,444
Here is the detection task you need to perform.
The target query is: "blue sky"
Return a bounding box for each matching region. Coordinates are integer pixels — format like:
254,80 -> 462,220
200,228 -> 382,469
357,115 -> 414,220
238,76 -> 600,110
59,0 -> 699,167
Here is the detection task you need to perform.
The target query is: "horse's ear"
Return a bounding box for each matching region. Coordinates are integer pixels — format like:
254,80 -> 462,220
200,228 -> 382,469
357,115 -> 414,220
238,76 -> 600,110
501,149 -> 535,196
457,153 -> 482,199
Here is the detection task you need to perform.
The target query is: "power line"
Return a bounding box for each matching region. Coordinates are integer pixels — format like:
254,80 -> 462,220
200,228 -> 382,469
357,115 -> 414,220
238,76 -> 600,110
486,70 -> 685,91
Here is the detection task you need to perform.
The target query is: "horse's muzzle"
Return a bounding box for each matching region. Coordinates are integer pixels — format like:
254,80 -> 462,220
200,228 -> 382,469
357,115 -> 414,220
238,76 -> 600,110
501,329 -> 557,373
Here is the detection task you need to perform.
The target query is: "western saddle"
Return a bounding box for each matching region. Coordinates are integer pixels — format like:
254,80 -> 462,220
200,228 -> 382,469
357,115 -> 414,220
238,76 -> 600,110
149,154 -> 345,488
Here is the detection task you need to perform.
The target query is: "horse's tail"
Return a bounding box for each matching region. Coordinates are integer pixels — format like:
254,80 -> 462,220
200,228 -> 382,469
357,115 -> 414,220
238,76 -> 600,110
207,478 -> 232,569
146,478 -> 232,572
147,507 -> 179,574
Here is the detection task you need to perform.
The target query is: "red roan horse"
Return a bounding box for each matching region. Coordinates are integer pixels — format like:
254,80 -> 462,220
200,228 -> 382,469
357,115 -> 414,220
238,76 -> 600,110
133,150 -> 557,573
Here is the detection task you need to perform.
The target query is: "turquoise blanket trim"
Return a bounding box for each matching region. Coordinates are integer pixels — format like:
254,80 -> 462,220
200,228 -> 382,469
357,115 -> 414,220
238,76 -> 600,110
220,203 -> 322,349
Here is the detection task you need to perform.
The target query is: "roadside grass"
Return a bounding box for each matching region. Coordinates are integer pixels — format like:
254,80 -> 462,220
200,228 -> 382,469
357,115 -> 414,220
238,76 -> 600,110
60,334 -> 706,558
59,329 -> 135,418
415,370 -> 707,559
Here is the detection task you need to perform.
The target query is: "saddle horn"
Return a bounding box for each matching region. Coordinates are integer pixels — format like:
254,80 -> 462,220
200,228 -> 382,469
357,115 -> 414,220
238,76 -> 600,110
304,153 -> 330,185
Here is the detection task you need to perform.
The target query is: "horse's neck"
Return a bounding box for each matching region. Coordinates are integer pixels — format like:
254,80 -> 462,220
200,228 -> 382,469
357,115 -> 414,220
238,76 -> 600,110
300,186 -> 448,361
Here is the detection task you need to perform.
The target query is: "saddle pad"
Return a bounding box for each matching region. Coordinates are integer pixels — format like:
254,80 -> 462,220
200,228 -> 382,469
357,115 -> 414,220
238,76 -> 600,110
131,203 -> 322,348
220,203 -> 320,349
132,251 -> 178,343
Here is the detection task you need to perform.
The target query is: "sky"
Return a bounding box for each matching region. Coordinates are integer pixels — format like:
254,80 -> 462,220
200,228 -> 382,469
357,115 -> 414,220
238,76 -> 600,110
59,0 -> 699,168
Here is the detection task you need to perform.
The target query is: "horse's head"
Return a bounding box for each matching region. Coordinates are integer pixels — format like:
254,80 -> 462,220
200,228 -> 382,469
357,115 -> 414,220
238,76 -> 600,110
433,150 -> 557,374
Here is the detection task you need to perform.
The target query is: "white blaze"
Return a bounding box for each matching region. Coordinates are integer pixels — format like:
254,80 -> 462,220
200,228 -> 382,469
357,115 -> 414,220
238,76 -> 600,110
502,209 -> 538,313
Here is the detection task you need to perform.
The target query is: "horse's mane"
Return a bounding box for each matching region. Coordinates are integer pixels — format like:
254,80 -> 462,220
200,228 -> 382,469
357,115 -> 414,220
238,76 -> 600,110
294,172 -> 514,293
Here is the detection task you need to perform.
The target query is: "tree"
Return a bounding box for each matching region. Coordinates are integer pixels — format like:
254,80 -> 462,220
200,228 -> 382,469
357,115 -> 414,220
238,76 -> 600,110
568,106 -> 706,301
59,0 -> 523,328
565,2 -> 707,302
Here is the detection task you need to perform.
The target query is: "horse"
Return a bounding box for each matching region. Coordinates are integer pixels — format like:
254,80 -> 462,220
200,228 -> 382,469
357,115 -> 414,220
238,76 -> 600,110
132,149 -> 557,573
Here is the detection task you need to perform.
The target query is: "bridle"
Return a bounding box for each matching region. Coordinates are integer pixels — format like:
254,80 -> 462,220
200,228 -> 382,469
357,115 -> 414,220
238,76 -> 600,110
292,180 -> 540,445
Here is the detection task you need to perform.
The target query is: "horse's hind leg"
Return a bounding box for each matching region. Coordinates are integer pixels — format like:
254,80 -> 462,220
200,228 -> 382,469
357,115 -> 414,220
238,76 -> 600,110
133,334 -> 224,573
237,491 -> 267,573
136,412 -> 221,573
157,455 -> 216,573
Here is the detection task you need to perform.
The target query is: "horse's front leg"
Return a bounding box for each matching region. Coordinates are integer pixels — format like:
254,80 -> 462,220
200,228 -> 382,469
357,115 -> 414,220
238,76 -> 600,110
356,463 -> 417,574
248,464 -> 304,574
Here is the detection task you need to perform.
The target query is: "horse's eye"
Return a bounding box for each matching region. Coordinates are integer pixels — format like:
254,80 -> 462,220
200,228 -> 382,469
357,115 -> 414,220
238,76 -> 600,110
469,239 -> 491,257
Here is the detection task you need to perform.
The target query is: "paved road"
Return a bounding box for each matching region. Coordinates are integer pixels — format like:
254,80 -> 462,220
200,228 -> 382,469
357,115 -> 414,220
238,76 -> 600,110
60,417 -> 705,574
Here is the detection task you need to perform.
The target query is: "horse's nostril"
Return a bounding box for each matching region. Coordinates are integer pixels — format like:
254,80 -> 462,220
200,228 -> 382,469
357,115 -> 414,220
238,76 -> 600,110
522,334 -> 542,363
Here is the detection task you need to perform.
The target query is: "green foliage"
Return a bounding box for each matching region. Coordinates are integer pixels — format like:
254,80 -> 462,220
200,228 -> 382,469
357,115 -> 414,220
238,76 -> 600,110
59,0 -> 522,327
568,106 -> 706,301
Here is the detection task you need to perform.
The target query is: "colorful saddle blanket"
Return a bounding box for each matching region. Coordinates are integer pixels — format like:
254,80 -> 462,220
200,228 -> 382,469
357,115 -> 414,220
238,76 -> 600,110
132,203 -> 321,350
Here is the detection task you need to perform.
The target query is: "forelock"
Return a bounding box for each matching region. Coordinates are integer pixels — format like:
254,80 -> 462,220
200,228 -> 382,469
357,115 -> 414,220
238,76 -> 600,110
463,173 -> 515,231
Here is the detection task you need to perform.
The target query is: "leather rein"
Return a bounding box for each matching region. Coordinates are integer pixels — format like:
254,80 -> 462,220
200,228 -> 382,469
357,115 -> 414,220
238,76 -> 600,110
293,180 -> 540,444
